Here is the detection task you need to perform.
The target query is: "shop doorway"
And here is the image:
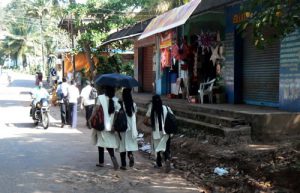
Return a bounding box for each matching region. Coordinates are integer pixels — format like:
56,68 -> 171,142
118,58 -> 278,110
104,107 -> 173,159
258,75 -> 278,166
138,46 -> 154,92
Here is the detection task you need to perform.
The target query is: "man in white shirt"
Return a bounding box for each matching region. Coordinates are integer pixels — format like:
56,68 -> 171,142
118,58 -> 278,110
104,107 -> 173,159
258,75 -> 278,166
80,80 -> 97,128
30,82 -> 49,118
67,80 -> 80,128
56,78 -> 69,128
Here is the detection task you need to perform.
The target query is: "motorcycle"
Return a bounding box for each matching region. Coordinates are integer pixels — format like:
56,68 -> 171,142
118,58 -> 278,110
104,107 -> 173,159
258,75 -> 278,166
32,98 -> 50,129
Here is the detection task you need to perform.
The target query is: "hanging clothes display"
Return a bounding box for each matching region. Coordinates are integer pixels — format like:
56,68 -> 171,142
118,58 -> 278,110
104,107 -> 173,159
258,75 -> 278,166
193,48 -> 198,79
161,48 -> 171,69
171,44 -> 180,60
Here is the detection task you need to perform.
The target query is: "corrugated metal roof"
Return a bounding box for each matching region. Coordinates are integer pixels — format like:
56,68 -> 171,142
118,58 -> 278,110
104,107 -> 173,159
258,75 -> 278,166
193,0 -> 238,15
100,0 -> 239,45
100,18 -> 152,46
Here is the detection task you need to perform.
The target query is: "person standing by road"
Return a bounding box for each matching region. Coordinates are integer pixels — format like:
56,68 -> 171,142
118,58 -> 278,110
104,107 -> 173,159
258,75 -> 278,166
90,86 -> 120,170
117,88 -> 138,170
80,80 -> 97,128
67,80 -> 80,129
56,78 -> 69,128
144,94 -> 172,173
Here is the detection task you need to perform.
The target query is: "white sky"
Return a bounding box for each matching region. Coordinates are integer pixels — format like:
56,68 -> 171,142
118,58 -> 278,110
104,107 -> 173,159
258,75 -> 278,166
0,0 -> 88,7
76,0 -> 87,4
0,1 -> 10,7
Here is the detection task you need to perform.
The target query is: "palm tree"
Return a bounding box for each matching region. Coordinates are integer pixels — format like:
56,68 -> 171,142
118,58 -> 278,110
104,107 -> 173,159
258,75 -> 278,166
25,0 -> 68,73
1,18 -> 38,68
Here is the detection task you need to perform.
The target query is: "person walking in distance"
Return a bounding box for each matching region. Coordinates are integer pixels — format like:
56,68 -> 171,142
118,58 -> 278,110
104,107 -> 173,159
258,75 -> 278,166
80,80 -> 97,128
90,86 -> 120,170
117,88 -> 138,170
56,78 -> 69,128
67,80 -> 80,129
144,95 -> 173,173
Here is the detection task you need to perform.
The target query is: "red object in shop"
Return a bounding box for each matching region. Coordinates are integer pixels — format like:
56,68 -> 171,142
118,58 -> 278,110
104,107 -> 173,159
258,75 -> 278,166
181,63 -> 188,70
167,94 -> 177,99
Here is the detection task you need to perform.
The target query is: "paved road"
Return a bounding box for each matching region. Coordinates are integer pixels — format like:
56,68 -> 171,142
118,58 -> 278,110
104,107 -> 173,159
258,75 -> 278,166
0,72 -> 202,193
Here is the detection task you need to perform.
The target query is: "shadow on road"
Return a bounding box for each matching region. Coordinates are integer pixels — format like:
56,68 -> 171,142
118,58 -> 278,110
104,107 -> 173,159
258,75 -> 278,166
8,80 -> 35,88
5,122 -> 36,129
19,91 -> 32,95
0,100 -> 30,107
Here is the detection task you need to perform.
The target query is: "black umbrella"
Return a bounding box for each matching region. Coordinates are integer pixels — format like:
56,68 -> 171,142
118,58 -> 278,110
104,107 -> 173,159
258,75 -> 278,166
95,73 -> 139,88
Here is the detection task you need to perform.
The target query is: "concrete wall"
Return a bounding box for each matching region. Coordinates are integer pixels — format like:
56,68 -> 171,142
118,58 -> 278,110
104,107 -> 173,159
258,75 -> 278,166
224,4 -> 241,104
279,29 -> 300,112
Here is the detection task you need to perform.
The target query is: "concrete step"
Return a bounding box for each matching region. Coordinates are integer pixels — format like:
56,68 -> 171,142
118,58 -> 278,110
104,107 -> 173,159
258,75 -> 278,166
137,107 -> 251,140
135,99 -> 245,120
171,108 -> 246,128
176,116 -> 251,138
136,101 -> 247,128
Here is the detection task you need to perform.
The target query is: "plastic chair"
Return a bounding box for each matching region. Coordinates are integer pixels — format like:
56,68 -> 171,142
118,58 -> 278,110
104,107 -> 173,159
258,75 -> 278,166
198,79 -> 215,104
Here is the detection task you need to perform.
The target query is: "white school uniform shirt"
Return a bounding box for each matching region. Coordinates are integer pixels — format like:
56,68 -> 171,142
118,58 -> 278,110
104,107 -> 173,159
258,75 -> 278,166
67,85 -> 80,104
94,94 -> 121,148
80,85 -> 96,106
117,103 -> 138,152
146,104 -> 173,152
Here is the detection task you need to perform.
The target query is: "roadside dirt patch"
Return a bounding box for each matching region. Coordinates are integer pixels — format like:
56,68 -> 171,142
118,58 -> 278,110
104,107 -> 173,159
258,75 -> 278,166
137,114 -> 300,192
171,135 -> 300,193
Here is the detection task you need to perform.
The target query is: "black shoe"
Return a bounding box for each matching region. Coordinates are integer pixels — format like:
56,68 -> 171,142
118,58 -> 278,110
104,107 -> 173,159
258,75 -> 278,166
129,155 -> 134,167
111,157 -> 119,170
154,164 -> 162,169
120,166 -> 127,170
61,124 -> 64,128
165,160 -> 171,173
86,122 -> 91,129
96,163 -> 104,167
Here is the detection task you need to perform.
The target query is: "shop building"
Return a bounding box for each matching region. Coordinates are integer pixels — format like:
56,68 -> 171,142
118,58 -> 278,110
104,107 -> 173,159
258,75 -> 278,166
224,3 -> 300,111
102,0 -> 300,112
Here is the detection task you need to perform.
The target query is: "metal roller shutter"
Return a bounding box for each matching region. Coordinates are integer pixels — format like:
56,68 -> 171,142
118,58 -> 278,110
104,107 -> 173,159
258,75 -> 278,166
142,46 -> 154,92
242,30 -> 280,106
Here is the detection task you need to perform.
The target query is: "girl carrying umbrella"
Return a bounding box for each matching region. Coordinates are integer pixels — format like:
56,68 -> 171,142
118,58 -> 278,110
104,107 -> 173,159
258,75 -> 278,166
90,86 -> 120,170
92,73 -> 139,170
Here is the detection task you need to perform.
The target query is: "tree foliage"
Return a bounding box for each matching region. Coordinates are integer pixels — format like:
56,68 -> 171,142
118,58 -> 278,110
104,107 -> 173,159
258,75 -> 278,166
239,0 -> 300,48
64,0 -> 191,76
0,0 -> 71,70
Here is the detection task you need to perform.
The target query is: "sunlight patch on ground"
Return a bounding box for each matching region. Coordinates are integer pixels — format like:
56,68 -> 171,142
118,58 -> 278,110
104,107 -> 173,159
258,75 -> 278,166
151,185 -> 202,191
0,126 -> 82,139
248,144 -> 277,151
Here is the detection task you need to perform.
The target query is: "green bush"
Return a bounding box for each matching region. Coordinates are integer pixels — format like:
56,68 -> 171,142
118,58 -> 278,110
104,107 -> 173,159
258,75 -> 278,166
96,54 -> 134,77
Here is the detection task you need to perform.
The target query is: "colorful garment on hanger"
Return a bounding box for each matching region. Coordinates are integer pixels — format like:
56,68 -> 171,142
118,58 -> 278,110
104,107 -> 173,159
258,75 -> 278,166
161,48 -> 171,69
193,48 -> 198,78
171,44 -> 180,60
178,42 -> 189,60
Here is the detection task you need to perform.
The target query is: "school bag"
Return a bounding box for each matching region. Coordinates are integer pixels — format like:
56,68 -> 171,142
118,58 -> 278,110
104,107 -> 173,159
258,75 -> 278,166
56,87 -> 64,100
90,105 -> 105,131
89,87 -> 98,100
113,103 -> 128,133
164,106 -> 178,134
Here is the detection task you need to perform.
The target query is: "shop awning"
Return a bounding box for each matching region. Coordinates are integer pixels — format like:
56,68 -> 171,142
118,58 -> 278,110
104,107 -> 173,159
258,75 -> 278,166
138,0 -> 202,40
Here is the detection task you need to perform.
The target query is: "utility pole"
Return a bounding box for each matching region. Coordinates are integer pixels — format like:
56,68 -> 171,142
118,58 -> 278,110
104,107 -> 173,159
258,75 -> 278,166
71,15 -> 76,79
40,16 -> 45,75
69,0 -> 76,79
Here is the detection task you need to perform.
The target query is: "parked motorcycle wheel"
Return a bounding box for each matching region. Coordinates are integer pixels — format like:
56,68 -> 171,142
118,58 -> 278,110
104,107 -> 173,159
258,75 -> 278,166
42,112 -> 49,129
